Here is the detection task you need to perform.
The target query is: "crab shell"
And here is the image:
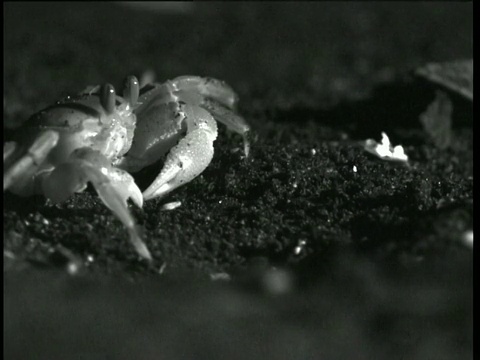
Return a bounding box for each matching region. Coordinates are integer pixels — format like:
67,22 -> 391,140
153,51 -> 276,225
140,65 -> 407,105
20,90 -> 136,169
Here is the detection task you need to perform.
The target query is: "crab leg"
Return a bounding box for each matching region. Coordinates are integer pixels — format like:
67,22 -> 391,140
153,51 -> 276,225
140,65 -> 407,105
171,76 -> 240,110
172,76 -> 250,156
86,166 -> 150,260
120,75 -> 249,172
3,130 -> 59,192
136,76 -> 240,112
142,104 -> 218,201
200,98 -> 251,157
41,148 -> 150,260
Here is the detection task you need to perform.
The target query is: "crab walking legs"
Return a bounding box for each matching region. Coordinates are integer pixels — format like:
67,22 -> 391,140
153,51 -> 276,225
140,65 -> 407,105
4,74 -> 250,261
4,130 -> 60,191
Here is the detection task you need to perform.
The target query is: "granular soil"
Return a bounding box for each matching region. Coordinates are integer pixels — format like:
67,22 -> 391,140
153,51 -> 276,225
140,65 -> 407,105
4,3 -> 473,359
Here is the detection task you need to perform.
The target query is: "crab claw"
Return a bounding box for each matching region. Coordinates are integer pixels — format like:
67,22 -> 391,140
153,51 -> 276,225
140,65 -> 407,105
142,129 -> 215,201
142,105 -> 217,201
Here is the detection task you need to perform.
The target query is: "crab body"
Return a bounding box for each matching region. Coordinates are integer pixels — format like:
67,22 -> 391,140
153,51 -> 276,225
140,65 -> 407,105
23,90 -> 135,170
4,75 -> 250,261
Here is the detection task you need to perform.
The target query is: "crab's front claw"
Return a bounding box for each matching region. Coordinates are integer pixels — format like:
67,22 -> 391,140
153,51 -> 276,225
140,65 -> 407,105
143,106 -> 217,201
142,129 -> 215,201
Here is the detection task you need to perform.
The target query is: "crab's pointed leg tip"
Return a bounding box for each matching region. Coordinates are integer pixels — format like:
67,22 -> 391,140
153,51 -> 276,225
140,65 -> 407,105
142,192 -> 154,202
130,184 -> 144,208
134,237 -> 153,262
142,187 -> 164,202
127,227 -> 152,261
143,181 -> 175,202
139,246 -> 153,262
101,83 -> 116,114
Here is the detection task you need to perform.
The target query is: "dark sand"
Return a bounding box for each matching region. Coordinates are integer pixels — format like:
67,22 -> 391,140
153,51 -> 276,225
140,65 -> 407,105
4,3 -> 472,359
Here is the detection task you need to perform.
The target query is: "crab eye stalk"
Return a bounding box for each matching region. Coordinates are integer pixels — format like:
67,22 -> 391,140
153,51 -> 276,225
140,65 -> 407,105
123,75 -> 140,107
101,83 -> 116,114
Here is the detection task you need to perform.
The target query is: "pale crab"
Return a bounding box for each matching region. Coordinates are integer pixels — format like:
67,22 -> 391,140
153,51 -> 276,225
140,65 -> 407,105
4,75 -> 251,261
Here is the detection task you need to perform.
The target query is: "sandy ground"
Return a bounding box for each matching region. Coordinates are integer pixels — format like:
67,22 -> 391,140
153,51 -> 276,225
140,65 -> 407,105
4,3 -> 472,359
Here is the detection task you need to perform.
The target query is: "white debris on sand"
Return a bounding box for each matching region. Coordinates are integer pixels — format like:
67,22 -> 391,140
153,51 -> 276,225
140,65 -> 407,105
294,239 -> 307,255
364,132 -> 408,163
161,201 -> 182,211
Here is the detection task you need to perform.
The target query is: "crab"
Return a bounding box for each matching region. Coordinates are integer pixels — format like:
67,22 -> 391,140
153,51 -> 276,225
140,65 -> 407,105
3,75 -> 251,261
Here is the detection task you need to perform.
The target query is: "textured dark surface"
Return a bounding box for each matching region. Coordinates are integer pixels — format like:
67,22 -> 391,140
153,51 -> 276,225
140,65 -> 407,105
4,3 -> 473,359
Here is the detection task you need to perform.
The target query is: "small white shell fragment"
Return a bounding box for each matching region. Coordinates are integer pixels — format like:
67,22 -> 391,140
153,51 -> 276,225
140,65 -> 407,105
353,165 -> 358,173
364,132 -> 408,162
161,201 -> 182,211
294,239 -> 307,255
311,148 -> 316,156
